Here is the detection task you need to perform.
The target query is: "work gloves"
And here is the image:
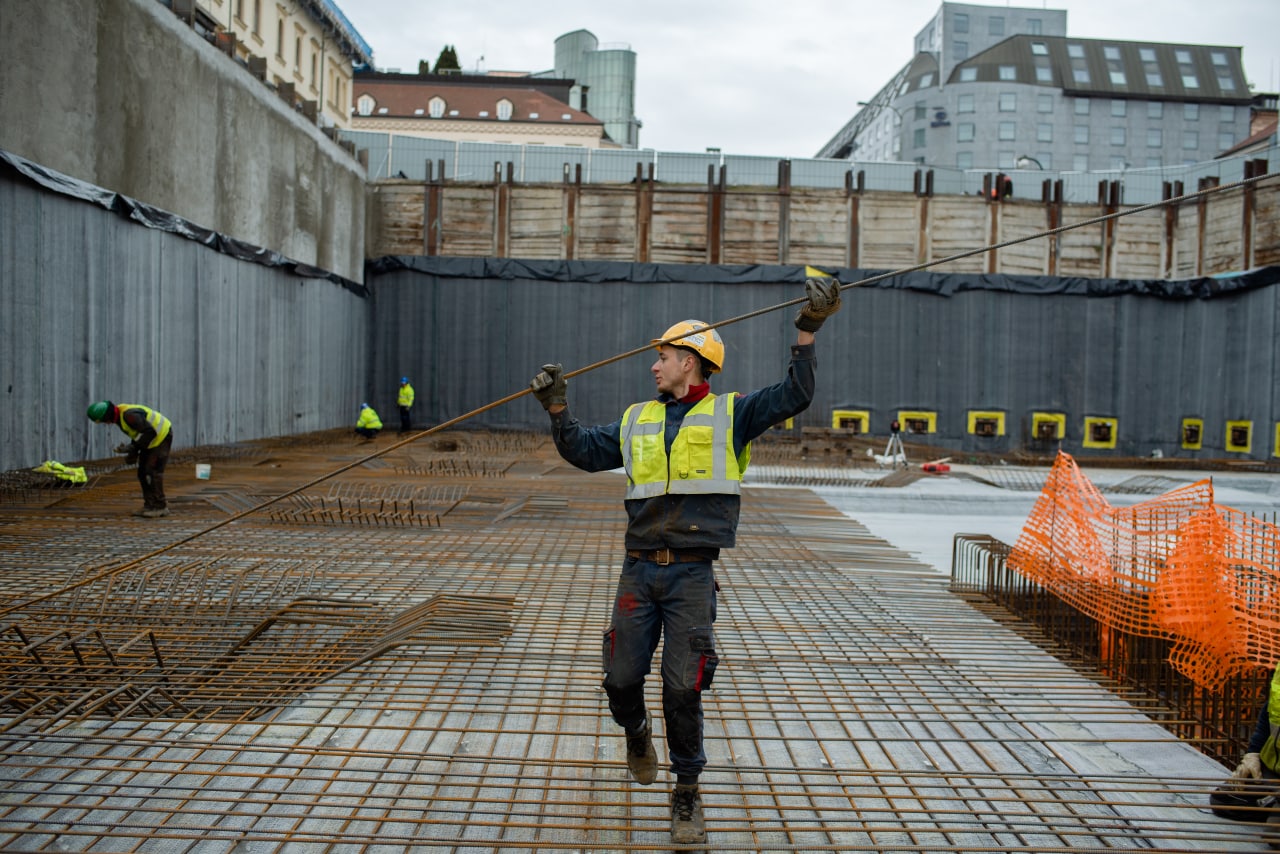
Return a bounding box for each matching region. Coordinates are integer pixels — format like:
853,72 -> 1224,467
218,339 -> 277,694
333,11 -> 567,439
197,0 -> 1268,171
114,443 -> 132,454
795,276 -> 842,332
530,363 -> 567,411
1234,752 -> 1263,780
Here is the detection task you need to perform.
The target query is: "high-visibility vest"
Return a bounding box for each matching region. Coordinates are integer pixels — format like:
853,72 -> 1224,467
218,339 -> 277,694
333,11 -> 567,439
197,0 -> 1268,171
398,383 -> 415,407
115,404 -> 171,448
1260,669 -> 1280,771
357,406 -> 382,430
619,393 -> 749,500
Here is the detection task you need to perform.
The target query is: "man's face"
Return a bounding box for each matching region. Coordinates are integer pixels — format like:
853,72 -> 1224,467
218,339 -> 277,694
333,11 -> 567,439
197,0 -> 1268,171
651,345 -> 691,395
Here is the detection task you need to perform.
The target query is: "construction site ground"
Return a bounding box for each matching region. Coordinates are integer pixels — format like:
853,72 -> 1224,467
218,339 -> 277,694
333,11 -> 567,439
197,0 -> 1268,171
2,428 -> 1279,852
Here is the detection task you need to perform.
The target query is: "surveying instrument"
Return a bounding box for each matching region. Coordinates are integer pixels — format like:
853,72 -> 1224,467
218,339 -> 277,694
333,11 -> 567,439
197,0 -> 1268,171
882,419 -> 907,469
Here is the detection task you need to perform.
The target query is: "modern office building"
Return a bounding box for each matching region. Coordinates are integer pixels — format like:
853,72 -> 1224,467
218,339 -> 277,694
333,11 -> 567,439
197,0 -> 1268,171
817,2 -> 1254,172
540,30 -> 641,148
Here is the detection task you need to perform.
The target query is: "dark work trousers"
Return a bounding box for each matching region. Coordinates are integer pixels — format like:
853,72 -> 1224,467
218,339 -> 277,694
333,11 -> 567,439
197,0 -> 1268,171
137,433 -> 173,510
399,405 -> 412,433
602,555 -> 719,780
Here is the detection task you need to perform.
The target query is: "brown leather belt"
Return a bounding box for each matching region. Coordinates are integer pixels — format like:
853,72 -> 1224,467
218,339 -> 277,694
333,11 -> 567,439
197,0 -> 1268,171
626,548 -> 709,566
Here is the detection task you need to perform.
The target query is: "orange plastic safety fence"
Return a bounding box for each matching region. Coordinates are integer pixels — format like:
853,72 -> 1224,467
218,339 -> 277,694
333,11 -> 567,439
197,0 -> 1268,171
1008,451 -> 1280,690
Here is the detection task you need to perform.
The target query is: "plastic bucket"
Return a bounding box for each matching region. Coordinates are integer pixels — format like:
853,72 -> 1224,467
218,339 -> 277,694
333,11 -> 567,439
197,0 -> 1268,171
195,464 -> 212,480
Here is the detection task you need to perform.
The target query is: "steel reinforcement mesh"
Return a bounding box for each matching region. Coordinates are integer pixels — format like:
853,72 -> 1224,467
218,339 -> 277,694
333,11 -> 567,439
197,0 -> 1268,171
0,431 -> 1262,851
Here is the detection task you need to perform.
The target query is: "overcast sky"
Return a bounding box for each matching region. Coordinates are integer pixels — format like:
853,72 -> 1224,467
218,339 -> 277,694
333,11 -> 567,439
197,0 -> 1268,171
342,0 -> 1280,158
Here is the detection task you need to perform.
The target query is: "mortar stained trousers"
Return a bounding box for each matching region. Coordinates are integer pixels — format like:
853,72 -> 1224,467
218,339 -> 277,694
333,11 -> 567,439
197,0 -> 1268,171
602,555 -> 719,779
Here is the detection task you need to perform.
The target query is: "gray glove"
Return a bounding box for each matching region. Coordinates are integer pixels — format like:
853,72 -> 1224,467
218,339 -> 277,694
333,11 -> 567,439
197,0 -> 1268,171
795,276 -> 842,332
530,363 -> 567,411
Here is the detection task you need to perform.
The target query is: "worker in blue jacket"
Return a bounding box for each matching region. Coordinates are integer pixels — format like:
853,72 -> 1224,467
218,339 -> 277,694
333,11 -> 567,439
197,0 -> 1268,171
529,277 -> 840,844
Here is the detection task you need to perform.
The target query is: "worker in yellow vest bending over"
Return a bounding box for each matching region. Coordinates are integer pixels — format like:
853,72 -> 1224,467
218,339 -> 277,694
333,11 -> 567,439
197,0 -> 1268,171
86,400 -> 173,518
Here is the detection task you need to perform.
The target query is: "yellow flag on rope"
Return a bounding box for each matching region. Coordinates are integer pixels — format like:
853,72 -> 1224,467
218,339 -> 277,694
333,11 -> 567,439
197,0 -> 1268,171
804,265 -> 833,279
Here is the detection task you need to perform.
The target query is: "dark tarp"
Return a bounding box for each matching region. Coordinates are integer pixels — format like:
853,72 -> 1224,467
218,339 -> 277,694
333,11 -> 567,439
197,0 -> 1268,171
0,147 -> 367,297
368,255 -> 1280,301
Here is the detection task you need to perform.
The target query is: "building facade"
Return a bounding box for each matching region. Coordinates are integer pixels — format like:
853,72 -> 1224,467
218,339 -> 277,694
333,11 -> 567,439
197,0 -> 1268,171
543,30 -> 641,148
198,0 -> 373,129
818,2 -> 1253,172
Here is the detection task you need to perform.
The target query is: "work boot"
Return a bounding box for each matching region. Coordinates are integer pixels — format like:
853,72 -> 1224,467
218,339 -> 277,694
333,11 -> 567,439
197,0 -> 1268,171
140,507 -> 170,518
132,506 -> 150,517
624,719 -> 657,785
670,783 -> 705,843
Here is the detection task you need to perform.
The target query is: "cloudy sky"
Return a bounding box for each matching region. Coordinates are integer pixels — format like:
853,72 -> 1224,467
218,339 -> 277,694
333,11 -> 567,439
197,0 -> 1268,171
341,0 -> 1280,158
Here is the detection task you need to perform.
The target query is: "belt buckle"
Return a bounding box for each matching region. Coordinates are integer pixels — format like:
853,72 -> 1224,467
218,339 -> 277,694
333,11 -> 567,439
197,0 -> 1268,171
655,548 -> 674,565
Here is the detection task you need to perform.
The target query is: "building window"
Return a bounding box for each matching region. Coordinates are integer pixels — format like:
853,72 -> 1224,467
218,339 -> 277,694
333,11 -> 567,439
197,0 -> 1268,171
957,94 -> 974,113
429,96 -> 445,118
1175,49 -> 1193,64
956,151 -> 973,169
1110,70 -> 1127,85
1182,73 -> 1199,88
1036,65 -> 1053,83
1184,103 -> 1199,121
1146,70 -> 1164,87
1111,100 -> 1126,117
998,65 -> 1016,81
1073,67 -> 1091,84
957,122 -> 975,142
990,16 -> 1004,36
1111,127 -> 1126,145
252,0 -> 260,33
1219,73 -> 1236,91
1220,131 -> 1235,150
1068,44 -> 1085,59
1073,154 -> 1089,171
1037,123 -> 1052,142
1148,101 -> 1163,119
999,122 -> 1016,141
294,36 -> 301,72
356,94 -> 375,116
913,128 -> 926,148
1074,98 -> 1090,116
998,151 -> 1015,169
1074,125 -> 1089,144
921,73 -> 934,88
1147,128 -> 1162,147
999,92 -> 1016,111
1211,51 -> 1228,66
1029,18 -> 1042,35
276,20 -> 283,58
954,12 -> 969,33
1037,94 -> 1053,112
497,99 -> 513,120
1139,48 -> 1157,62
914,101 -> 927,120
959,67 -> 978,82
1220,105 -> 1235,122
310,52 -> 316,88
954,41 -> 968,61
1031,42 -> 1049,56
1183,131 -> 1198,150
1104,46 -> 1121,61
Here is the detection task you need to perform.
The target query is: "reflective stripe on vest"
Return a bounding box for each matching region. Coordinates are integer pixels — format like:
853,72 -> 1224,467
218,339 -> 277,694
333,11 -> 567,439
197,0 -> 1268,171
1261,669 -> 1280,771
619,393 -> 748,500
116,404 -> 171,449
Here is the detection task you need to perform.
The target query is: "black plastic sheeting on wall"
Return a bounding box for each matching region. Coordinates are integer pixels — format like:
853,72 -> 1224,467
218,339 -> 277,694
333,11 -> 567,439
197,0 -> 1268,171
369,255 -> 1280,301
0,148 -> 367,297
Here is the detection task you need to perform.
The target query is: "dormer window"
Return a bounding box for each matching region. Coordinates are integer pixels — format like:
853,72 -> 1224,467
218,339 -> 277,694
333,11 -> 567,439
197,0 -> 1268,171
497,99 -> 513,120
429,96 -> 445,118
529,112 -> 539,119
356,94 -> 375,116
478,110 -> 490,117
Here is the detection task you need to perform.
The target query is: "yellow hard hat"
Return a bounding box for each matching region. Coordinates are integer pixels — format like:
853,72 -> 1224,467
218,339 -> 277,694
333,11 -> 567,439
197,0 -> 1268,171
652,320 -> 724,373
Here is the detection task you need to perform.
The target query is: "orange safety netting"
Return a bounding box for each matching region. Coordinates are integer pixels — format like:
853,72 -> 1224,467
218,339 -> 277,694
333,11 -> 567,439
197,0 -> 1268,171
1008,451 -> 1280,690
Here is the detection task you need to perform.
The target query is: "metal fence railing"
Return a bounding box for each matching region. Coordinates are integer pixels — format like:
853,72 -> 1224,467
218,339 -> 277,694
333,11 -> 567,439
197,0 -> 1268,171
949,532 -> 1267,766
341,131 -> 1277,206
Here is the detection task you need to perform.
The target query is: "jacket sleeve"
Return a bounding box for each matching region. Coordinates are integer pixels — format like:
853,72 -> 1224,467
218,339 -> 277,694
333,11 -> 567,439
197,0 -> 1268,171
548,407 -> 625,472
730,342 -> 816,454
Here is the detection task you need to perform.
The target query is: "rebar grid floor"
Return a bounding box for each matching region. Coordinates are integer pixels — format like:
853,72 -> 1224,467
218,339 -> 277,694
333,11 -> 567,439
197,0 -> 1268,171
0,430 -> 1259,852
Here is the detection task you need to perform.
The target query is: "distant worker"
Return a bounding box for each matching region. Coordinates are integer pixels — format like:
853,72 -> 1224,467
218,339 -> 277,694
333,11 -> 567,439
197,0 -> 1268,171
529,276 -> 842,844
397,376 -> 415,434
1212,664 -> 1280,843
355,402 -> 382,440
86,400 -> 173,518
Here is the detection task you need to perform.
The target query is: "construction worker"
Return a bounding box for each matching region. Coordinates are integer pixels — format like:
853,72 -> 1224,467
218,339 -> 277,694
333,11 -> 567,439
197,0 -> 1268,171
397,376 -> 415,434
1212,664 -> 1280,843
355,402 -> 382,439
529,277 -> 841,843
86,400 -> 173,518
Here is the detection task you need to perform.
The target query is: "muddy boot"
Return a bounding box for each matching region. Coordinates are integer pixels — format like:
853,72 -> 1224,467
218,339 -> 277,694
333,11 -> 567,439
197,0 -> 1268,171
132,506 -> 150,517
141,507 -> 170,518
670,783 -> 705,843
624,719 -> 657,785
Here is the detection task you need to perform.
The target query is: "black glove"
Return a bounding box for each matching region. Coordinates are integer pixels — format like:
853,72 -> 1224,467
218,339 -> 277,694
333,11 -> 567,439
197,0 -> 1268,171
795,276 -> 842,332
530,363 -> 567,411
125,446 -> 139,465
